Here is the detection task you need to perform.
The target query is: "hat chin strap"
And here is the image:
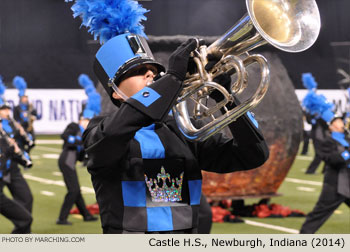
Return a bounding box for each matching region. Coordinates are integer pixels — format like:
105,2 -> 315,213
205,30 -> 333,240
111,77 -> 155,102
111,83 -> 130,101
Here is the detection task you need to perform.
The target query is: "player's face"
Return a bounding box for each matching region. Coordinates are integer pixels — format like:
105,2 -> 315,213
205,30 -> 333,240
21,96 -> 29,104
79,118 -> 90,130
112,65 -> 156,101
0,108 -> 10,119
329,118 -> 344,133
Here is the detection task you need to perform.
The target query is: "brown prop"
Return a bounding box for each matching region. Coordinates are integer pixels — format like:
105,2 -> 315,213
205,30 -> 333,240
202,138 -> 298,200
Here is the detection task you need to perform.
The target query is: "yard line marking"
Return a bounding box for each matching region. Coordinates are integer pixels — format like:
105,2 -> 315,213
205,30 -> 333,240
31,155 -> 40,160
285,178 -> 322,186
35,146 -> 61,153
24,174 -> 65,186
36,140 -> 63,145
80,186 -> 95,194
52,172 -> 62,176
296,186 -> 316,192
296,155 -> 313,161
23,174 -> 94,194
40,191 -> 55,197
42,154 -> 60,159
244,220 -> 299,234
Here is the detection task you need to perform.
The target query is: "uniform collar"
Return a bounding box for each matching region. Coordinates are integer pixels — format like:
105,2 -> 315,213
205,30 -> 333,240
332,132 -> 349,147
79,124 -> 85,135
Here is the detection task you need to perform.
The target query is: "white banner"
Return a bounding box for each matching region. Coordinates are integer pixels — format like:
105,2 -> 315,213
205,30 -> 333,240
3,89 -> 346,134
5,89 -> 86,134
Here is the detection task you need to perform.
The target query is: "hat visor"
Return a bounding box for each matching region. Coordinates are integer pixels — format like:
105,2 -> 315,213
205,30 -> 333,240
0,105 -> 11,110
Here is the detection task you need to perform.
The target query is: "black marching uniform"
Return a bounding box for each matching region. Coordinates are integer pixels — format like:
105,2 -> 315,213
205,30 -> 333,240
0,133 -> 32,234
13,103 -> 37,137
83,74 -> 269,234
57,122 -> 94,222
1,119 -> 33,213
305,117 -> 328,174
301,111 -> 312,155
300,131 -> 350,233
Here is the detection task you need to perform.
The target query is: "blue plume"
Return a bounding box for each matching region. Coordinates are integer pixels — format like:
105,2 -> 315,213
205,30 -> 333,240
78,73 -> 101,117
85,91 -> 101,116
302,91 -> 334,118
65,0 -> 149,44
0,76 -> 6,96
321,109 -> 334,123
83,109 -> 95,119
12,76 -> 27,97
302,73 -> 318,90
78,74 -> 96,95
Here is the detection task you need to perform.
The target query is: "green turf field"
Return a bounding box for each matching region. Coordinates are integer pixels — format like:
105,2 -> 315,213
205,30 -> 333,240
0,137 -> 349,234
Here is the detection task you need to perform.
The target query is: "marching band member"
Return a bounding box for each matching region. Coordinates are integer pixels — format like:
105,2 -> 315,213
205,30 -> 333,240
300,79 -> 350,233
301,73 -> 330,174
0,76 -> 32,233
56,74 -> 100,225
0,78 -> 33,214
300,115 -> 350,233
0,119 -> 33,234
66,0 -> 269,233
300,110 -> 312,155
12,76 -> 37,152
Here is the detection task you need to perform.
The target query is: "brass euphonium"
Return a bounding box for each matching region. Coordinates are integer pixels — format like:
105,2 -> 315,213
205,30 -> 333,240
172,0 -> 321,141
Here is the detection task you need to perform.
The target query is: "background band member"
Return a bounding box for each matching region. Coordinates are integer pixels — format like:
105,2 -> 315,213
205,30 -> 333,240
0,79 -> 33,214
0,119 -> 32,234
56,75 -> 100,225
302,73 -> 332,174
305,116 -> 327,174
12,76 -> 37,151
301,110 -> 312,155
300,116 -> 350,233
56,114 -> 98,225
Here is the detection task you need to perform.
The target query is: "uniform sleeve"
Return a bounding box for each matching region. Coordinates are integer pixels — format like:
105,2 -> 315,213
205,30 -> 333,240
30,108 -> 38,117
9,121 -> 28,147
13,106 -> 22,123
0,139 -> 7,180
0,138 -> 16,179
0,160 -> 4,182
305,113 -> 313,125
320,137 -> 349,167
312,120 -> 328,150
61,123 -> 82,149
195,101 -> 269,173
83,74 -> 183,172
125,74 -> 182,122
